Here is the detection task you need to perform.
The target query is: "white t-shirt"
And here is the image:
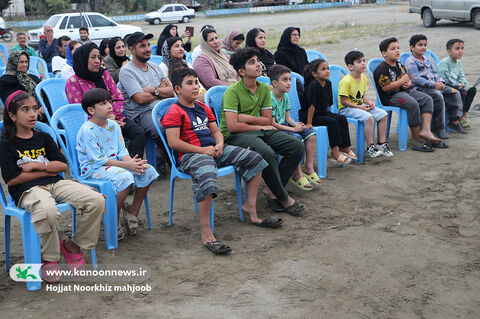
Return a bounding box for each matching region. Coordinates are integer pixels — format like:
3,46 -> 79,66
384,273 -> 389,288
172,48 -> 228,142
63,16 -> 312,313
190,45 -> 202,64
61,64 -> 74,80
52,56 -> 66,73
0,17 -> 6,29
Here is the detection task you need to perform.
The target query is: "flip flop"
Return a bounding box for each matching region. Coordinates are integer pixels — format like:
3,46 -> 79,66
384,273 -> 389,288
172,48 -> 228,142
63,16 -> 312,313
428,141 -> 449,149
302,171 -> 321,185
41,261 -> 61,283
204,241 -> 232,255
329,153 -> 352,164
411,143 -> 434,152
341,150 -> 358,161
253,217 -> 284,228
266,197 -> 285,212
284,201 -> 305,217
288,176 -> 313,191
59,239 -> 85,272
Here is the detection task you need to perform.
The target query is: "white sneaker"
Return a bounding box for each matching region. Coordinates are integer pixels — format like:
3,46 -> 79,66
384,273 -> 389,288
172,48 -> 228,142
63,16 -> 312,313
378,142 -> 393,158
366,144 -> 382,158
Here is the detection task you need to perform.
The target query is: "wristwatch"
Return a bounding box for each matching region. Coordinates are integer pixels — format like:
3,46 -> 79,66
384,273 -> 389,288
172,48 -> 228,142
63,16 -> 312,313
154,88 -> 160,96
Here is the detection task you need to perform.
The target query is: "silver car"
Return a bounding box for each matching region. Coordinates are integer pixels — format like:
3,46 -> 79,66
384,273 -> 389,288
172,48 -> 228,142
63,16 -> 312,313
409,0 -> 480,29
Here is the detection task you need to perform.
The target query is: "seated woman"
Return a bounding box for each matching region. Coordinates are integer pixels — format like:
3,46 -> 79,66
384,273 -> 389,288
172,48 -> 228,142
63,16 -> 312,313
65,43 -> 146,159
246,28 -> 274,74
99,38 -> 110,58
221,30 -> 244,56
104,37 -> 130,83
0,51 -> 41,104
156,24 -> 192,55
274,27 -> 308,75
61,40 -> 82,80
192,28 -> 239,90
159,36 -> 191,76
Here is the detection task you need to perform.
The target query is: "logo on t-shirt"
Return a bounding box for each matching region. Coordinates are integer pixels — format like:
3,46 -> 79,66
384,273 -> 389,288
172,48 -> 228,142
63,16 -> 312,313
16,148 -> 49,166
350,91 -> 363,105
192,116 -> 208,132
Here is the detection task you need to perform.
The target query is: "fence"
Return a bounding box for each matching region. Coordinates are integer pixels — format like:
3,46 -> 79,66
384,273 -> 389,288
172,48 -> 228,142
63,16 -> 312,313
205,2 -> 353,16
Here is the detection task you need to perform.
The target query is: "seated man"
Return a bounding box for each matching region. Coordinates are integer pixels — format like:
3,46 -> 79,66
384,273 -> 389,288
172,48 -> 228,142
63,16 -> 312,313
12,32 -> 36,56
38,25 -> 59,73
220,48 -> 305,216
162,68 -> 283,255
118,32 -> 175,175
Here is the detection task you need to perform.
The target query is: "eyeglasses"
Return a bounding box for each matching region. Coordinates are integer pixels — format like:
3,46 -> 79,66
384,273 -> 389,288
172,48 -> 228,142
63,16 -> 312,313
291,33 -> 300,38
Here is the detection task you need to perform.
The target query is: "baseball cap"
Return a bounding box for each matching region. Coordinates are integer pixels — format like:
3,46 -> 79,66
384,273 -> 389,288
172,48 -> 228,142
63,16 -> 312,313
127,32 -> 153,47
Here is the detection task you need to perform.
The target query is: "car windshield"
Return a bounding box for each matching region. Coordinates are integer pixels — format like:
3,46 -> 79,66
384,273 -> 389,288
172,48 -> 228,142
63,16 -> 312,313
44,15 -> 61,28
158,6 -> 167,11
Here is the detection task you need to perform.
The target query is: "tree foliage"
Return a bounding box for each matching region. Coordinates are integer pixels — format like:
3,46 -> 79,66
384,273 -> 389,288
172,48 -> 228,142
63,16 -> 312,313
0,0 -> 10,13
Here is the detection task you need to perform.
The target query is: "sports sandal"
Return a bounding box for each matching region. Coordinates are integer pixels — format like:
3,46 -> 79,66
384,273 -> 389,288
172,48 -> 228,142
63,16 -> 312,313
118,223 -> 125,241
341,150 -> 358,161
459,119 -> 470,129
302,171 -> 321,185
288,176 -> 313,191
41,261 -> 61,283
329,153 -> 352,164
284,201 -> 305,216
428,141 -> 449,149
253,216 -> 284,228
265,196 -> 285,212
411,143 -> 434,152
59,239 -> 85,272
204,241 -> 232,255
122,202 -> 138,236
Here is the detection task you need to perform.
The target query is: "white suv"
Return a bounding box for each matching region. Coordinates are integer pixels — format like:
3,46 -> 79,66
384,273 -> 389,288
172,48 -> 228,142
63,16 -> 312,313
144,4 -> 196,25
28,12 -> 142,49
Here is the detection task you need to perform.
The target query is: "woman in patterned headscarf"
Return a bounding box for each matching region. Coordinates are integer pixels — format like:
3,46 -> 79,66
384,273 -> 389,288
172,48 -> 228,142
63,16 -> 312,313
0,51 -> 41,104
158,36 -> 192,76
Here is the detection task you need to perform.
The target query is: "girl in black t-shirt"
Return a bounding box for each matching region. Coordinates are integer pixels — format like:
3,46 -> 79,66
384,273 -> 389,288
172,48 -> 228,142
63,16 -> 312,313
0,91 -> 105,282
301,59 -> 357,164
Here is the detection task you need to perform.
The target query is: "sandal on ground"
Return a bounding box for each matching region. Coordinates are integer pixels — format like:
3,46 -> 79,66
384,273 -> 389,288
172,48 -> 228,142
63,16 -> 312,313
284,201 -> 305,217
411,143 -> 434,152
288,176 -> 313,191
265,196 -> 285,212
118,223 -> 125,241
302,171 -> 321,185
428,141 -> 449,149
204,241 -> 232,255
329,153 -> 352,164
459,119 -> 470,129
253,216 -> 284,228
41,261 -> 61,283
122,203 -> 138,236
59,239 -> 85,272
341,150 -> 358,161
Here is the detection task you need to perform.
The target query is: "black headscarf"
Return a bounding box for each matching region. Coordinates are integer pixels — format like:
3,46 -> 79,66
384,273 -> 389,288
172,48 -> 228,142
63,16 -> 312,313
108,37 -> 130,68
99,38 -> 110,57
274,27 -> 308,75
73,42 -> 107,90
156,24 -> 178,55
246,28 -> 274,73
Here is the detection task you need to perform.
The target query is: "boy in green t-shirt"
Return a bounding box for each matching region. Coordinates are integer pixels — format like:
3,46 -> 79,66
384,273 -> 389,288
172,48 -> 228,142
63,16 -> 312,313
220,48 -> 305,216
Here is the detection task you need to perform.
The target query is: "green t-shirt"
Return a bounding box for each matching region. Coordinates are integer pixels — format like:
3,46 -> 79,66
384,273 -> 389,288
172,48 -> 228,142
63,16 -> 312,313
337,73 -> 368,111
11,45 -> 36,57
270,91 -> 290,124
220,80 -> 272,139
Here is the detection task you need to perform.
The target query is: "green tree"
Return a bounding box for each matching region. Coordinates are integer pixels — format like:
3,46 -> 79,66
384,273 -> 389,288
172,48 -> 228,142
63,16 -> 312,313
45,0 -> 70,14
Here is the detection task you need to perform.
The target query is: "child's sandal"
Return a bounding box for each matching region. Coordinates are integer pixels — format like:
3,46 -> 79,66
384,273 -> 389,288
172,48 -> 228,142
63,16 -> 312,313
59,240 -> 85,272
341,150 -> 358,161
302,171 -> 321,185
118,223 -> 125,241
329,154 -> 352,164
122,203 -> 138,236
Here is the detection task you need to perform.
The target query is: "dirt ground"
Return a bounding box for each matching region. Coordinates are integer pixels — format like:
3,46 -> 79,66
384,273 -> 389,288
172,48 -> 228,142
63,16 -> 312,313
2,4 -> 480,318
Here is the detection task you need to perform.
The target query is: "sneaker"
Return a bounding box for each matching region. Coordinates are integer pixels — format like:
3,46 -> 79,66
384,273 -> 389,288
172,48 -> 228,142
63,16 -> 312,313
447,121 -> 467,134
378,142 -> 393,158
366,144 -> 383,158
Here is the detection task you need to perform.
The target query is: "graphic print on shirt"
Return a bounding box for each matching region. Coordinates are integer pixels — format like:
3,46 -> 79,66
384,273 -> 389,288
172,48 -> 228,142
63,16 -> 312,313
350,91 -> 363,105
192,116 -> 209,131
16,147 -> 49,166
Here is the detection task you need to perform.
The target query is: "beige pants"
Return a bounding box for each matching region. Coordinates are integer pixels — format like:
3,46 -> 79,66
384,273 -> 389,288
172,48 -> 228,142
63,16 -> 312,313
18,179 -> 106,262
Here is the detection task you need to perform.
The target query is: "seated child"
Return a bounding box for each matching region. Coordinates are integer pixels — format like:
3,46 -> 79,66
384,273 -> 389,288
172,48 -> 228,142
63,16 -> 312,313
438,38 -> 476,129
168,60 -> 206,102
374,37 -> 445,151
161,68 -> 282,255
338,51 -> 393,159
268,64 -> 320,190
405,34 -> 465,138
220,48 -> 305,216
0,90 -> 105,281
77,88 -> 158,240
299,59 -> 358,164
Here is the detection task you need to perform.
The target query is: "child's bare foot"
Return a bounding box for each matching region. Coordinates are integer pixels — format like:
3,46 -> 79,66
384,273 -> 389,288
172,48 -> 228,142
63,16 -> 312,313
242,203 -> 262,224
418,130 -> 439,143
200,224 -> 216,245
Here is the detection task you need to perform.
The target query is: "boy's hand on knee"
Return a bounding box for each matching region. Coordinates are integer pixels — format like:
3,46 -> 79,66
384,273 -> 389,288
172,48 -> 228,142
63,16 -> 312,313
202,146 -> 216,157
213,143 -> 224,158
125,155 -> 147,175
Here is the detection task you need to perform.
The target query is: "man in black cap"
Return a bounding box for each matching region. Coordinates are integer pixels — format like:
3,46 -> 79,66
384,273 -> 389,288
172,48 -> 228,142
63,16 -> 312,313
118,32 -> 175,175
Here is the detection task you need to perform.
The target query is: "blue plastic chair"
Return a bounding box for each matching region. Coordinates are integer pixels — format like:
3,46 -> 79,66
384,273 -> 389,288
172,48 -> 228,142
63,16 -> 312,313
0,43 -> 8,66
151,45 -> 158,54
55,72 -> 62,78
367,58 -> 408,151
256,76 -> 271,84
151,98 -> 243,231
306,50 -> 328,63
0,121 -> 97,291
50,104 -> 152,250
35,78 -> 69,124
149,55 -> 163,65
329,65 -> 366,163
28,56 -> 50,79
186,52 -> 193,64
400,50 -> 439,70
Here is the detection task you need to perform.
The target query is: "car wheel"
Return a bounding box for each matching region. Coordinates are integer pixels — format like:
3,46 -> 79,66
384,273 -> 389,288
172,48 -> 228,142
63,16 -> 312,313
2,31 -> 12,42
153,18 -> 161,25
182,16 -> 190,23
473,9 -> 480,29
422,8 -> 436,28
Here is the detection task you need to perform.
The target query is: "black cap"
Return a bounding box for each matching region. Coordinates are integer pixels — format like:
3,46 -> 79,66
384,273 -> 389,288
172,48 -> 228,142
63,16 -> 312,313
127,32 -> 153,47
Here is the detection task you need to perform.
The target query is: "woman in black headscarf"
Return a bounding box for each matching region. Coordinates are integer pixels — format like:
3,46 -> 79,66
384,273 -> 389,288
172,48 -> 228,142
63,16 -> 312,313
245,28 -> 275,74
274,27 -> 308,75
99,38 -> 110,57
156,24 -> 192,55
104,37 -> 130,83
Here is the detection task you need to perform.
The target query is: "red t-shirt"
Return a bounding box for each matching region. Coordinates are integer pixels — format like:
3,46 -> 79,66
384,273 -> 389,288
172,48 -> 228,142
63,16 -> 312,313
161,101 -> 217,162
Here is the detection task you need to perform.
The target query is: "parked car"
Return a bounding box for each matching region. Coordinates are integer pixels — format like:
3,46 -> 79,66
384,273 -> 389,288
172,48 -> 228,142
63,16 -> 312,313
28,12 -> 142,49
409,0 -> 480,29
144,4 -> 196,25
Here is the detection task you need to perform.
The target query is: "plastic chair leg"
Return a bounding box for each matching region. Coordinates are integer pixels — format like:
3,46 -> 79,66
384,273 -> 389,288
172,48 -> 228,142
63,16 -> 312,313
91,248 -> 98,269
71,208 -> 76,236
21,214 -> 42,291
169,177 -> 175,227
144,194 -> 152,230
4,214 -> 10,271
145,136 -> 157,169
97,183 -> 118,250
314,126 -> 328,178
209,198 -> 215,233
386,110 -> 392,138
234,172 -> 244,222
356,123 -> 365,164
398,110 -> 408,151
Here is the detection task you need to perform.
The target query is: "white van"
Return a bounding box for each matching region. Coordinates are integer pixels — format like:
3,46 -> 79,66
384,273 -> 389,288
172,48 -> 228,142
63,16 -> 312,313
409,0 -> 480,29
